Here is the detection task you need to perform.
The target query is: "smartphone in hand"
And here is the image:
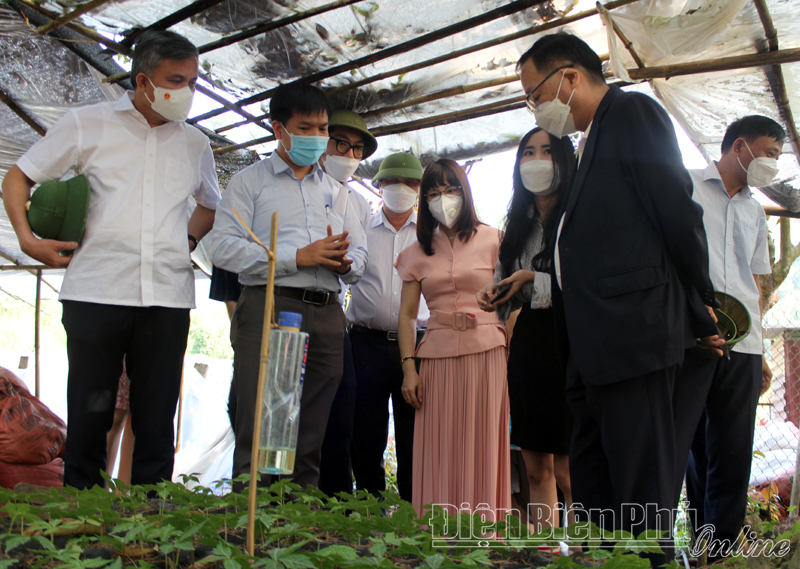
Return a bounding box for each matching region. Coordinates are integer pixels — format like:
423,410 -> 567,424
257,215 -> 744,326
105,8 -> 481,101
491,284 -> 512,304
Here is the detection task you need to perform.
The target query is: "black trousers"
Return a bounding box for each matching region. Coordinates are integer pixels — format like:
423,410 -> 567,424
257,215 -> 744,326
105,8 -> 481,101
683,351 -> 761,547
318,332 -> 358,496
349,328 -> 423,502
566,357 -> 677,568
61,301 -> 190,489
230,286 -> 345,489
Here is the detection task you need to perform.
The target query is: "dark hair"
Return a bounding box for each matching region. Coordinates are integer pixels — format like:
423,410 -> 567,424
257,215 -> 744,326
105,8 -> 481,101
516,32 -> 605,85
721,115 -> 786,154
417,160 -> 481,256
499,127 -> 576,276
270,83 -> 332,125
131,30 -> 199,84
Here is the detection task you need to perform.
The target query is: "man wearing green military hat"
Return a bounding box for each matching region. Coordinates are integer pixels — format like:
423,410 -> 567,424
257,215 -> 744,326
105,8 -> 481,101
347,151 -> 430,502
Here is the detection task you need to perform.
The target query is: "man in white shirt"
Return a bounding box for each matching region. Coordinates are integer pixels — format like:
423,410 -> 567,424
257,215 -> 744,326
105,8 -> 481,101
348,152 -> 429,502
209,84 -> 368,490
1,30 -> 220,489
318,110 -> 375,496
676,116 -> 784,558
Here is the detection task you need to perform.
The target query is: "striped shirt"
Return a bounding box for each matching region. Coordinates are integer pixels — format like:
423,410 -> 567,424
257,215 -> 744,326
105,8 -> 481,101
690,162 -> 770,354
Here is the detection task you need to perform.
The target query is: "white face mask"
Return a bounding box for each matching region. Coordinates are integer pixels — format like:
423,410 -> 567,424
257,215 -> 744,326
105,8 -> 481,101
428,194 -> 463,229
323,154 -> 360,182
381,183 -> 418,213
519,160 -> 556,195
145,76 -> 194,122
738,140 -> 779,187
532,71 -> 577,139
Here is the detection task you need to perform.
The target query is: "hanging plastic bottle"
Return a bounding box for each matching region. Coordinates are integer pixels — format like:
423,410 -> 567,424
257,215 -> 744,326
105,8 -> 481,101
256,311 -> 309,474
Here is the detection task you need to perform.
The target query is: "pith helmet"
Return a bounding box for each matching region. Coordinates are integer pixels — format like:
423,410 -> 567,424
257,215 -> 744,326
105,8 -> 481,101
372,152 -> 423,187
26,175 -> 90,244
328,110 -> 377,158
714,291 -> 751,347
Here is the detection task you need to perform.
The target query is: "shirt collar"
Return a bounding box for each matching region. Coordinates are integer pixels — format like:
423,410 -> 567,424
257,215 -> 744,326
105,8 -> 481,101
269,151 -> 324,180
373,208 -> 417,230
704,161 -> 752,198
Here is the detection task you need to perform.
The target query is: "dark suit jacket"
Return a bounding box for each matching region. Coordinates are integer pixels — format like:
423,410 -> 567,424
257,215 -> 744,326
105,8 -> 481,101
551,85 -> 717,385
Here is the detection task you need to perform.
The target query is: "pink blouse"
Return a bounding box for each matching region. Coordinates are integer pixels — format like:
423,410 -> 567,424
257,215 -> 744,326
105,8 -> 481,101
395,224 -> 506,358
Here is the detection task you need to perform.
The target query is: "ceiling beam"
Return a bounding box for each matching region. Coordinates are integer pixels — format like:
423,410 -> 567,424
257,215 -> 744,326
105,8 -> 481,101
119,0 -> 231,47
36,0 -> 116,35
626,47 -> 800,80
0,87 -> 46,136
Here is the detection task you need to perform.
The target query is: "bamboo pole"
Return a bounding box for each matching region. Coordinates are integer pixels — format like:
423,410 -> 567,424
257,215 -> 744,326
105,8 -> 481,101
197,0 -> 368,55
626,47 -> 800,80
34,269 -> 41,398
752,0 -> 800,159
359,75 -> 520,120
0,265 -> 51,271
0,87 -> 46,136
240,209 -> 279,557
213,95 -> 527,155
763,206 -> 800,219
36,0 -> 115,35
597,1 -> 645,69
192,0 -> 545,123
118,0 -> 231,47
0,250 -> 60,294
0,286 -> 37,309
207,0 -> 638,132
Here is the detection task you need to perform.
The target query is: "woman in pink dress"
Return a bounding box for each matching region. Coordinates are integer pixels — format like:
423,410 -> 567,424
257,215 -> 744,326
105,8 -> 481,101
395,159 -> 510,525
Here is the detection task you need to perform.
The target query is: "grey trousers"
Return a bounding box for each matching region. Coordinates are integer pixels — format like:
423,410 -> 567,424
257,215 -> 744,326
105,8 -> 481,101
230,286 -> 345,489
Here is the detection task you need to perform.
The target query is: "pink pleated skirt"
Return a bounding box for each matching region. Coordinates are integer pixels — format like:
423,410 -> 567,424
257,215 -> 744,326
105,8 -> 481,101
412,346 -> 511,522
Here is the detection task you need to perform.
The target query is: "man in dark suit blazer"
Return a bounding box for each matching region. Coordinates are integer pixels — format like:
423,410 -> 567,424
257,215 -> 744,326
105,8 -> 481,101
518,33 -> 723,565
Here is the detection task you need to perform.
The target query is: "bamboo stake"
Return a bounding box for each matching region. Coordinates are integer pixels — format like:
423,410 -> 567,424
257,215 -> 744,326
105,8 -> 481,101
0,286 -> 38,309
762,206 -> 800,219
0,87 -> 46,136
192,0 -> 545,123
36,0 -> 115,35
0,265 -> 51,270
238,208 -> 279,557
197,0 -> 368,55
626,47 -> 800,80
34,269 -> 41,398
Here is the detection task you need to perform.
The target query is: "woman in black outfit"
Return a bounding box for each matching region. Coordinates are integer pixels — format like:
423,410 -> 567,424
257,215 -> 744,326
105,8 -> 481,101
478,126 -> 575,532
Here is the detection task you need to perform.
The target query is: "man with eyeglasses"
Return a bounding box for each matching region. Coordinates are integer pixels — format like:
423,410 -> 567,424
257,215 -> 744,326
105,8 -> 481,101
517,33 -> 722,564
317,110 -> 375,496
347,152 -> 430,502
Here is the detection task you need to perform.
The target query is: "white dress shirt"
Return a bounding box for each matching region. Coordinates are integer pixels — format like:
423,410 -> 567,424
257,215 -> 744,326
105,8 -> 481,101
208,152 -> 367,291
17,92 -> 221,308
337,184 -> 372,306
347,208 -> 430,330
690,162 -> 771,354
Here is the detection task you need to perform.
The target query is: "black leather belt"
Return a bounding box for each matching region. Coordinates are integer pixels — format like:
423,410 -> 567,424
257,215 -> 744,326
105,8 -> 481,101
350,325 -> 426,341
272,285 -> 339,306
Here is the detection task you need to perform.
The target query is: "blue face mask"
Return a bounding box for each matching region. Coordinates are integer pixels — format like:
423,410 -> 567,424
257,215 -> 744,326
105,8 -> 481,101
279,127 -> 329,167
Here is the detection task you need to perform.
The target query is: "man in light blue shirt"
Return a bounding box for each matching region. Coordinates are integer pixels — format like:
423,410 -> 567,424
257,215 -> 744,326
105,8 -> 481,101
675,116 -> 784,559
209,83 -> 367,489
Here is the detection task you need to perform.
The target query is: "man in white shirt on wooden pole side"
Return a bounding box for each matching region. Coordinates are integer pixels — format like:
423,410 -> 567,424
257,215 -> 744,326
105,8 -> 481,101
1,30 -> 221,489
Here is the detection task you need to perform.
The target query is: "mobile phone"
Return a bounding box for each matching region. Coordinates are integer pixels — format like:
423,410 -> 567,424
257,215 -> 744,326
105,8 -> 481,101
490,284 -> 512,304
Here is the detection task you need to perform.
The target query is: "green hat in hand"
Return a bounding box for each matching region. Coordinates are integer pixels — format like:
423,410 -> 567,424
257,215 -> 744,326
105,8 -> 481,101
26,175 -> 90,244
372,152 -> 423,187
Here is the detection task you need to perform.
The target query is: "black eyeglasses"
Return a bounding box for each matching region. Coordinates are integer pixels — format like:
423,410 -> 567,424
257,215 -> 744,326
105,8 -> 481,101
525,65 -> 573,113
425,185 -> 462,202
330,137 -> 366,159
